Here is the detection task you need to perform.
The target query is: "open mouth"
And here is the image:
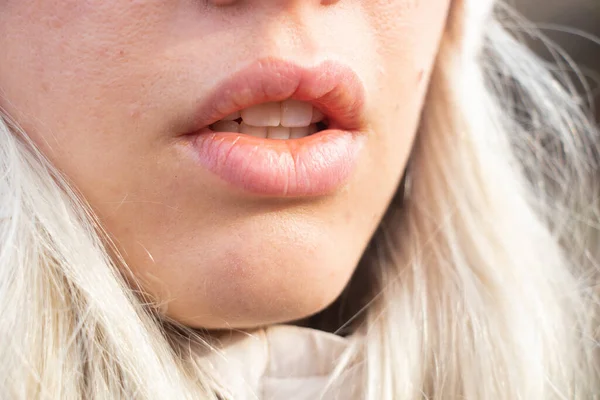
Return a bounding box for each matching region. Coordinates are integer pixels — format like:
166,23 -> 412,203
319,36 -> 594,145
208,100 -> 329,140
183,58 -> 366,197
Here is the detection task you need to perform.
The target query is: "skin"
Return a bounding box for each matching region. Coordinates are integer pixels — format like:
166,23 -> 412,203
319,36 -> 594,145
0,0 -> 449,329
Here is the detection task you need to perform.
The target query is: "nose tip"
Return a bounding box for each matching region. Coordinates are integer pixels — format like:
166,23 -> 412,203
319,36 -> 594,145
209,0 -> 237,5
208,0 -> 340,6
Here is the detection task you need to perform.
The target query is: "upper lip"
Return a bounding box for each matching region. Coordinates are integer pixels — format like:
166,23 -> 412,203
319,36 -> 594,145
190,58 -> 366,132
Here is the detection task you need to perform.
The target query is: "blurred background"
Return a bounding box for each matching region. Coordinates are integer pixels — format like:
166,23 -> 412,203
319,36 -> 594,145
513,0 -> 600,117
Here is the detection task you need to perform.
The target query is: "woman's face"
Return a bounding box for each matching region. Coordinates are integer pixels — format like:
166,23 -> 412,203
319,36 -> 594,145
0,0 -> 449,328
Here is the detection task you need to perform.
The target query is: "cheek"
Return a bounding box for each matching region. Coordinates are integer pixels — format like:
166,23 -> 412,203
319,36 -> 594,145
369,0 -> 450,101
356,0 -> 450,197
0,0 -> 174,148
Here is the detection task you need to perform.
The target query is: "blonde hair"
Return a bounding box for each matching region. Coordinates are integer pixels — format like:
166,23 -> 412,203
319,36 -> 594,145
0,0 -> 598,398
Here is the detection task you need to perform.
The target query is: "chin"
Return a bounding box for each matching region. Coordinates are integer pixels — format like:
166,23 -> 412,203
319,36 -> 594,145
158,242 -> 360,330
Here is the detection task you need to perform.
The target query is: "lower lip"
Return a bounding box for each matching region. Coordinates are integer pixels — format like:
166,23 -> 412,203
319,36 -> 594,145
187,128 -> 365,197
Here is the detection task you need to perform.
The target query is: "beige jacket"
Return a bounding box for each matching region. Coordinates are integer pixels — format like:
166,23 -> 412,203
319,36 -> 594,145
207,325 -> 363,400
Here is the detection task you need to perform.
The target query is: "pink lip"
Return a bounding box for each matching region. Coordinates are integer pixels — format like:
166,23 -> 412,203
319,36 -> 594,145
183,58 -> 367,197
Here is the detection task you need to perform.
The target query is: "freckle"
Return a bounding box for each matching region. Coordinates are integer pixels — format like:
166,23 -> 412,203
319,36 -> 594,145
41,82 -> 50,93
119,50 -> 125,57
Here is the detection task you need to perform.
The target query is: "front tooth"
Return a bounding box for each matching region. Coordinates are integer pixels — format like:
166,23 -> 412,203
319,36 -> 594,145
223,111 -> 241,121
211,120 -> 240,133
281,100 -> 313,128
290,126 -> 309,139
241,102 -> 280,127
311,108 -> 325,123
267,126 -> 291,140
240,122 -> 268,138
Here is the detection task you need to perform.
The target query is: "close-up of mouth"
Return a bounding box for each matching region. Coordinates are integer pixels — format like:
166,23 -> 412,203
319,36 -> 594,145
181,58 -> 368,197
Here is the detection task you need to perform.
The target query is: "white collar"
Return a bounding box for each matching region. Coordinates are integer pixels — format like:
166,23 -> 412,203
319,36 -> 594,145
206,325 -> 363,399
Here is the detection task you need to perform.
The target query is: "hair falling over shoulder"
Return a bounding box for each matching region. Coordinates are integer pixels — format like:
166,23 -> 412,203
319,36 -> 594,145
0,0 -> 598,399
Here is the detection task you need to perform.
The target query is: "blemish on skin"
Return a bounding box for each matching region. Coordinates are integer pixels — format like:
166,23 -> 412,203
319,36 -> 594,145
344,210 -> 352,224
129,105 -> 142,120
417,69 -> 425,85
48,17 -> 65,30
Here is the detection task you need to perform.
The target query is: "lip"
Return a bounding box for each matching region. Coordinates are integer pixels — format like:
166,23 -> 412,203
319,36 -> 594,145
183,58 -> 367,197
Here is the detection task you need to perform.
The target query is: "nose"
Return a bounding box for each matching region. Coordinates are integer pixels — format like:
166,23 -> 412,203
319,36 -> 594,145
208,0 -> 340,6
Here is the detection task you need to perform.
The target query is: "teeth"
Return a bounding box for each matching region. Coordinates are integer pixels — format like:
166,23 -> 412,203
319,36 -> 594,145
268,126 -> 291,140
281,100 -> 313,128
211,120 -> 240,133
213,101 -> 325,139
292,124 -> 319,139
290,126 -> 309,139
311,109 -> 325,123
241,102 -> 280,127
240,122 -> 267,138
